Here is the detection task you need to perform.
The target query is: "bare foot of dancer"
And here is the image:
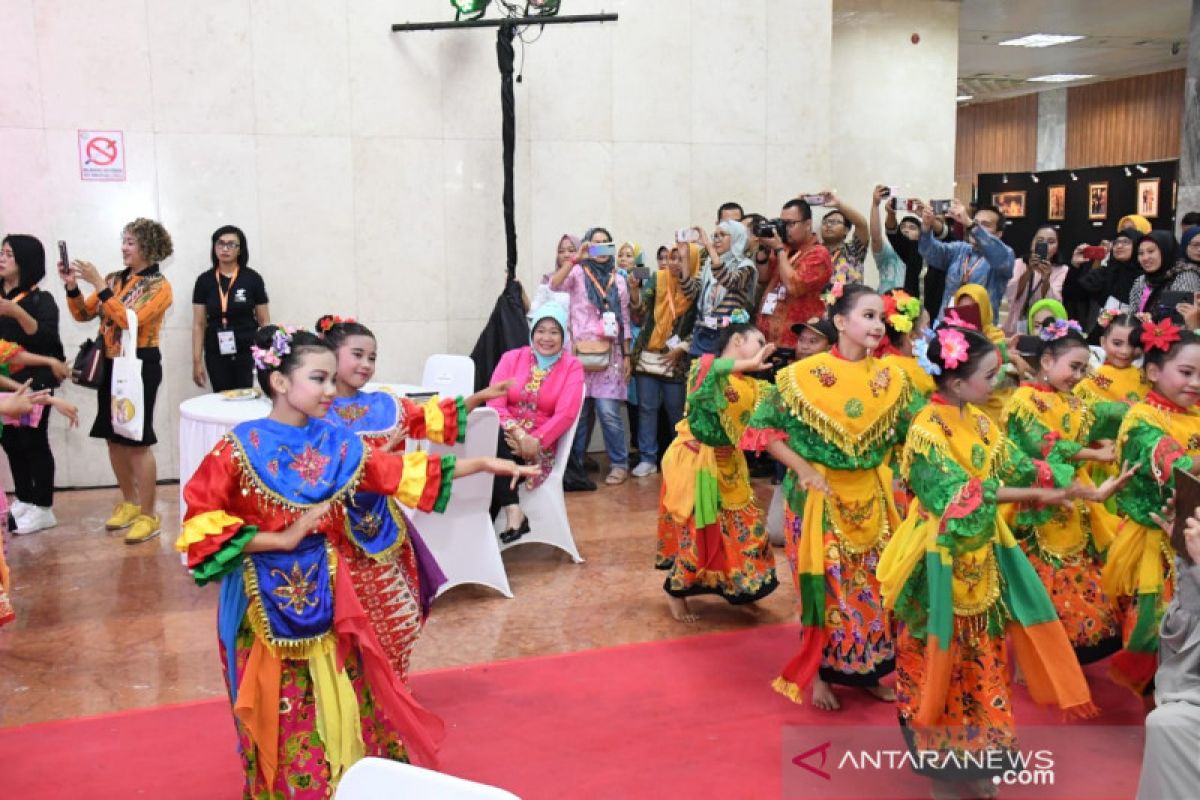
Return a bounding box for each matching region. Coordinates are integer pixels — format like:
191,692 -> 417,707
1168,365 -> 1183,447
864,682 -> 896,702
666,595 -> 699,623
811,677 -> 840,711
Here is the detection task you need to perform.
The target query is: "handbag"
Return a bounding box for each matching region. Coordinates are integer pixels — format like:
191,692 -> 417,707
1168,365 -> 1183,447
72,337 -> 105,389
574,339 -> 613,372
110,309 -> 145,441
636,349 -> 679,378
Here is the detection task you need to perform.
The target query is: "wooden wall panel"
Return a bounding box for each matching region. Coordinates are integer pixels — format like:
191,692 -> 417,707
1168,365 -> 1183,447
955,94 -> 1038,178
1065,69 -> 1184,169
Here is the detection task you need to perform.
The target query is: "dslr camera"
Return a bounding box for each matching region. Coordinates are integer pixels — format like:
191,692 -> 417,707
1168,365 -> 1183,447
754,218 -> 789,240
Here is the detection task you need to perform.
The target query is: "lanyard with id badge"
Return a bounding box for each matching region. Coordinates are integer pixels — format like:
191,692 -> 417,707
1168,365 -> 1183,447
214,268 -> 240,355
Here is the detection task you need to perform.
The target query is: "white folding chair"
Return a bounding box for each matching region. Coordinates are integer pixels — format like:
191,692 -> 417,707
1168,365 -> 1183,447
410,407 -> 512,598
496,386 -> 585,563
422,354 -> 476,398
335,757 -> 520,799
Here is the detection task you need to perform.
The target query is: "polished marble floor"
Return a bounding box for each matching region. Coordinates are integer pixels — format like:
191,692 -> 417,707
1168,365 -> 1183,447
0,475 -> 795,727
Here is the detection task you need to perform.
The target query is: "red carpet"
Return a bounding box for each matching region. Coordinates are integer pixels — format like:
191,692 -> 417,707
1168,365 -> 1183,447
0,625 -> 1146,799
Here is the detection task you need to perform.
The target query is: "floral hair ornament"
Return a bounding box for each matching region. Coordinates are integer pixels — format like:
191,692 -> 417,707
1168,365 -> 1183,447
317,315 -> 356,334
1038,319 -> 1084,342
730,308 -> 750,325
1141,318 -> 1182,353
1095,308 -> 1118,329
913,331 -> 941,376
883,290 -> 920,334
942,308 -> 978,331
821,280 -> 846,307
937,327 -> 970,370
252,326 -> 299,370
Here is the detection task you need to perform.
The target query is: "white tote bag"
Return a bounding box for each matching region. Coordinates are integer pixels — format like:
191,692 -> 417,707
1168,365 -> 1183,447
110,309 -> 145,441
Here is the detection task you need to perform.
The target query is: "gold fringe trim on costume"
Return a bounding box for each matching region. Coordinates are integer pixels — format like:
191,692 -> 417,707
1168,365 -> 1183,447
771,676 -> 805,705
899,418 -> 1011,483
243,539 -> 339,659
777,363 -> 912,459
1003,392 -> 1093,446
950,547 -> 1002,618
227,433 -> 370,513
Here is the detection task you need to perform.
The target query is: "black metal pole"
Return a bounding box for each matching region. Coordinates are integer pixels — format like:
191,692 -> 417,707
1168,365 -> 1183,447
497,23 -> 518,282
392,13 -> 616,32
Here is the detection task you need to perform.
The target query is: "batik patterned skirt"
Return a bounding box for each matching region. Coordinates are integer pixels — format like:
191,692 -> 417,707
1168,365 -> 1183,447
663,502 -> 777,604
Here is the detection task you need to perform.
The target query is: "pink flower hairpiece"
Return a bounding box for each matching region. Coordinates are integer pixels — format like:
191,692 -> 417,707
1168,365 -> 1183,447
820,280 -> 846,307
937,327 -> 970,370
252,326 -> 299,370
1038,319 -> 1083,342
1096,308 -> 1117,328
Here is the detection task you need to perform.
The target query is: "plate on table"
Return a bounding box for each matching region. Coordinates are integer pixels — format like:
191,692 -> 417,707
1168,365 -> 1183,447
220,388 -> 261,401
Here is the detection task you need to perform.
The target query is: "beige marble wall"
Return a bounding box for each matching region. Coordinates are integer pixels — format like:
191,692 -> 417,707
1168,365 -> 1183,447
829,0 -> 959,285
0,0 -> 954,486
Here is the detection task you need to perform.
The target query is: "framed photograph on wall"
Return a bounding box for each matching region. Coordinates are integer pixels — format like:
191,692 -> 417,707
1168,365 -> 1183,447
1088,182 -> 1109,220
1047,185 -> 1066,221
991,190 -> 1026,219
1138,177 -> 1160,218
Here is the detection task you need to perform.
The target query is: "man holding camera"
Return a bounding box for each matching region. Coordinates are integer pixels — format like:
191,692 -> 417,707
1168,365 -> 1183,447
816,193 -> 869,286
756,198 -> 834,351
919,200 -> 1014,319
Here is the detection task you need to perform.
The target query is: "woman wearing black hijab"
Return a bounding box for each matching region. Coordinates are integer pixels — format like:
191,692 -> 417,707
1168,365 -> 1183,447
1128,230 -> 1197,314
1076,227 -> 1144,317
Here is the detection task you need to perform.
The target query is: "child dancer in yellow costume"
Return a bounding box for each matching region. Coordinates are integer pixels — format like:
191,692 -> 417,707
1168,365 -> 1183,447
743,283 -> 922,710
1003,321 -> 1132,667
877,289 -> 932,515
1105,319 -> 1200,695
1074,312 -> 1149,501
660,313 -> 779,621
879,324 -> 1108,800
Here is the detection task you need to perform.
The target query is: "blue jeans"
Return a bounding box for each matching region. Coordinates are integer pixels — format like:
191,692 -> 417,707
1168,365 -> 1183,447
634,375 -> 685,464
570,397 -> 629,472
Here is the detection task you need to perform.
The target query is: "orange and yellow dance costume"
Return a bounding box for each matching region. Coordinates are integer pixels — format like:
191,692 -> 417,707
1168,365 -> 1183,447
879,396 -> 1097,782
659,355 -> 777,604
1104,392 -> 1200,693
743,347 -> 921,701
1002,383 -> 1126,663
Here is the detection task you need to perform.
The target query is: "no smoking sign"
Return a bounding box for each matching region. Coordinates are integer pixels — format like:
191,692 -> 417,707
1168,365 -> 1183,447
78,130 -> 126,181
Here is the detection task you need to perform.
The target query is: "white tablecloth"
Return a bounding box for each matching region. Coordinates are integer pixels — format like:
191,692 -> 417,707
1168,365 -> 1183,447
178,383 -> 430,516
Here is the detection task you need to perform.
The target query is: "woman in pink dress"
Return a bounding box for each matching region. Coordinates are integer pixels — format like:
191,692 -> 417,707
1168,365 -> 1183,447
549,227 -> 633,490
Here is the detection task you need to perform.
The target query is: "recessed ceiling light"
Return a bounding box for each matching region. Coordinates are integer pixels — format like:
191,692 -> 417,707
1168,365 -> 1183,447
956,94 -> 974,101
1027,73 -> 1095,83
999,34 -> 1086,48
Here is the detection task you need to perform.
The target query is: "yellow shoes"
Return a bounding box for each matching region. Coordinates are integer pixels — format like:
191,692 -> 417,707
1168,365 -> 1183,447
105,501 -> 141,531
124,514 -> 161,545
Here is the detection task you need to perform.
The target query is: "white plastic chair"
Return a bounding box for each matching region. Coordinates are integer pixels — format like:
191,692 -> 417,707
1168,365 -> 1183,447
410,407 -> 512,598
496,387 -> 585,563
421,354 -> 476,399
335,757 -> 520,799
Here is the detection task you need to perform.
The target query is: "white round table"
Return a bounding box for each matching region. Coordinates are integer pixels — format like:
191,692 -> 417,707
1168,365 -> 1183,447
178,383 -> 430,516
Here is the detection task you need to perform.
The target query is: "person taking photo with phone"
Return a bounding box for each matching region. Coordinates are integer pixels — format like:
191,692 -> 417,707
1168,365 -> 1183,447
919,200 -> 1014,319
0,235 -> 70,534
1002,224 -> 1068,336
550,227 -> 633,489
64,217 -> 174,545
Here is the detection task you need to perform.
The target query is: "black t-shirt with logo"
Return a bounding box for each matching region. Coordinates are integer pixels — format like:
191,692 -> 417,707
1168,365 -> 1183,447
191,267 -> 269,352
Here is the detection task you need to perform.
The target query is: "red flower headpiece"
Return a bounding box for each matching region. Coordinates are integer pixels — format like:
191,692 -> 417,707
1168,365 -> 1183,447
317,314 -> 356,334
1141,318 -> 1182,353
